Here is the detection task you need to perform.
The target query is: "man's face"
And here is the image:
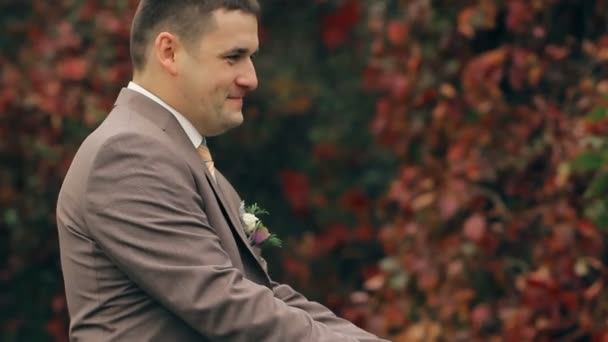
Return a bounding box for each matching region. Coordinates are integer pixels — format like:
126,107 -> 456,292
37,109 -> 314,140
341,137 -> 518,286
174,9 -> 259,137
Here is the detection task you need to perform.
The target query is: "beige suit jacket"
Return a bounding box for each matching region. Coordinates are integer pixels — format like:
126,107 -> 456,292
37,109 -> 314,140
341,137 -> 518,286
56,88 -> 388,341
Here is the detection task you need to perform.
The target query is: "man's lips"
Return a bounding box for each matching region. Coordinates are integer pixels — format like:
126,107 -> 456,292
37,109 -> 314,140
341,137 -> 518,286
227,97 -> 243,106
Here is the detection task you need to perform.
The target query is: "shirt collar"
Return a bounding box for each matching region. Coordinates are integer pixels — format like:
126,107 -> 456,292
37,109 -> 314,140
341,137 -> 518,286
127,81 -> 203,147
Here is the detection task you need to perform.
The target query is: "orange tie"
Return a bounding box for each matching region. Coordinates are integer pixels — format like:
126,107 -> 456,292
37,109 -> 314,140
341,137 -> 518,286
197,143 -> 215,180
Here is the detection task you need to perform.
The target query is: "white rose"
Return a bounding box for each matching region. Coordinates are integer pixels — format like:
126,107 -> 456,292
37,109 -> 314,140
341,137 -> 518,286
241,213 -> 259,234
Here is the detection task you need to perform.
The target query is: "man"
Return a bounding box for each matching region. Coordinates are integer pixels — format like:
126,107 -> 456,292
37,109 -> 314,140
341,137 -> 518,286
56,1 -> 389,341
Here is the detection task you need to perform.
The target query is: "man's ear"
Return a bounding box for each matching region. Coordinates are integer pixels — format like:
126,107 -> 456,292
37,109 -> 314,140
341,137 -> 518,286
154,32 -> 179,76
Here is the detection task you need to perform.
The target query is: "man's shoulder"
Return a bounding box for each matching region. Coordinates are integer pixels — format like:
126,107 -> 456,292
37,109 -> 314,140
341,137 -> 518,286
61,107 -> 169,190
58,99 -> 195,213
78,104 -> 167,159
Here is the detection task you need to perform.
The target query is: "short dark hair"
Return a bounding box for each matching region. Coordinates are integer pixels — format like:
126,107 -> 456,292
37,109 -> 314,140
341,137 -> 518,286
130,0 -> 261,71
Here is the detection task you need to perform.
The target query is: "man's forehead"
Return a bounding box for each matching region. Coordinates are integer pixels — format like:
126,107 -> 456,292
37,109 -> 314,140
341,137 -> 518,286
200,13 -> 258,51
203,11 -> 257,35
208,8 -> 259,29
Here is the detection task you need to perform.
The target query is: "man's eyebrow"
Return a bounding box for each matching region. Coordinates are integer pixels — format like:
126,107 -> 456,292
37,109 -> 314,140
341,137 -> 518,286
222,47 -> 259,56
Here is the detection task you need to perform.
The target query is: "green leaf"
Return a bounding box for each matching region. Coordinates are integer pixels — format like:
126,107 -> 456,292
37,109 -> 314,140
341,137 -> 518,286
388,271 -> 409,290
262,234 -> 283,248
4,208 -> 18,227
585,172 -> 608,198
465,110 -> 480,123
504,257 -> 530,274
584,200 -> 608,230
580,136 -> 605,150
33,140 -> 60,161
570,151 -> 605,172
586,107 -> 608,121
246,203 -> 269,216
461,242 -> 477,257
379,257 -> 401,273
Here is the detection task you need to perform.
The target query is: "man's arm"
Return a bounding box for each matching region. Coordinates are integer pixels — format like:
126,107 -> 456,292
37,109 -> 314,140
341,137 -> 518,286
271,281 -> 390,342
84,133 -> 356,342
218,169 -> 389,341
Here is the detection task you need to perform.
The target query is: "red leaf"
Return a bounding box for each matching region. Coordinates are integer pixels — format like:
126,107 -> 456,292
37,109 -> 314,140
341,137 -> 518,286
45,318 -> 68,342
96,11 -> 124,34
321,27 -> 349,50
56,21 -> 81,50
0,88 -> 17,113
558,291 -> 579,311
584,281 -> 603,301
463,213 -> 486,242
51,293 -> 66,314
362,66 -> 381,90
370,98 -> 391,137
383,303 -> 406,327
461,49 -> 507,111
354,224 -> 375,242
58,58 -> 89,80
320,0 -> 360,49
593,329 -> 608,342
438,192 -> 460,220
545,44 -> 570,60
316,224 -> 350,254
386,21 -> 408,46
389,75 -> 410,99
576,220 -> 599,239
506,0 -> 533,33
458,7 -> 476,38
364,273 -> 385,291
472,304 -> 492,332
283,256 -> 310,282
313,143 -> 338,161
279,170 -> 310,215
322,0 -> 360,28
414,88 -> 438,107
418,268 -> 440,292
340,189 -> 369,213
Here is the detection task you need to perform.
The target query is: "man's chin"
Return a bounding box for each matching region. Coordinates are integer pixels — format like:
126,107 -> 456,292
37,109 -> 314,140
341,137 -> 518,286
208,112 -> 243,136
228,111 -> 244,127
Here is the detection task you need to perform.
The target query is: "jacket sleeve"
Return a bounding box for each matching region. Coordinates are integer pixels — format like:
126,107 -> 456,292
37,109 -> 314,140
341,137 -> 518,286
83,133 -> 356,342
271,281 -> 390,342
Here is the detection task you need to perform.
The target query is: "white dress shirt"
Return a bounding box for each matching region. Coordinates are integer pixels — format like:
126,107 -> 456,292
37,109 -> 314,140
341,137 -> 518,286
127,81 -> 203,147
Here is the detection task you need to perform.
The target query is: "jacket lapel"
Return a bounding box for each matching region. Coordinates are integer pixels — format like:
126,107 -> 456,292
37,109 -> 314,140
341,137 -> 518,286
213,173 -> 249,244
153,98 -> 269,281
203,169 -> 251,252
215,174 -> 269,274
200,163 -> 271,282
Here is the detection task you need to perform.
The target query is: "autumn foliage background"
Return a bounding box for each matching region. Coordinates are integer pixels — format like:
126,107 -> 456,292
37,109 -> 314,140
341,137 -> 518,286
3,0 -> 608,341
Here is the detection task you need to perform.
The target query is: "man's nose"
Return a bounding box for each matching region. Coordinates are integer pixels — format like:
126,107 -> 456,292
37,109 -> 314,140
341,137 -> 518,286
236,58 -> 258,91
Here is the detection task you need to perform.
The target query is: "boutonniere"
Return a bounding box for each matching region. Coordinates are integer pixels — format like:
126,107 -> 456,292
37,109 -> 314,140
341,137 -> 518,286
239,202 -> 282,248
